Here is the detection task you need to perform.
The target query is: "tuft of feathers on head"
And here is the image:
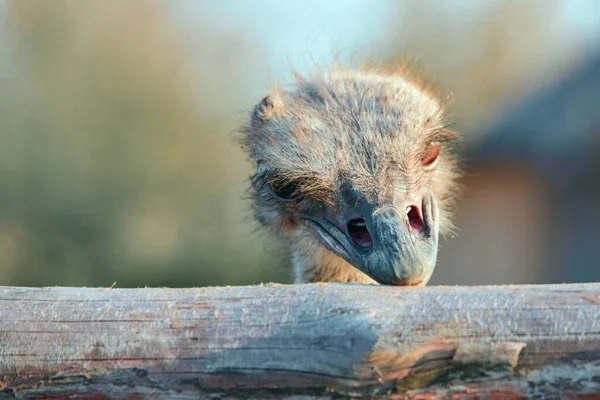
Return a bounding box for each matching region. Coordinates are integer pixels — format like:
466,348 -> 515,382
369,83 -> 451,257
240,62 -> 461,236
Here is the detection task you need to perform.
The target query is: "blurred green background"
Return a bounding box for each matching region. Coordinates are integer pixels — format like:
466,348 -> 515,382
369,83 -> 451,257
0,1 -> 599,287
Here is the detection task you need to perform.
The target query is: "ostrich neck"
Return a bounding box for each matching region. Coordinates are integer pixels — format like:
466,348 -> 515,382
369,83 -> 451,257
291,246 -> 377,284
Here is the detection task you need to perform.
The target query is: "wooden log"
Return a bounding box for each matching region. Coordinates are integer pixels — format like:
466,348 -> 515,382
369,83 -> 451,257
0,283 -> 599,399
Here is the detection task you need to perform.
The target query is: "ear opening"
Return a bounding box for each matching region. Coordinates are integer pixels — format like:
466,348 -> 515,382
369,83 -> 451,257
251,93 -> 283,124
251,96 -> 273,122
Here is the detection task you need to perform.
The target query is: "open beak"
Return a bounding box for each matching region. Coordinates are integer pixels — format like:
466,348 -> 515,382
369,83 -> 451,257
300,193 -> 439,286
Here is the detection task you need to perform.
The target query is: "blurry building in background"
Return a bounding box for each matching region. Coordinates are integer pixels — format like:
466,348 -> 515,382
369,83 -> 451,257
440,52 -> 600,284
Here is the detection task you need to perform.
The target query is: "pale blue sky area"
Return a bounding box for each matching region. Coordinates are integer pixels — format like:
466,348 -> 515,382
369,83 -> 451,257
171,0 -> 393,80
170,1 -> 600,85
564,0 -> 600,43
1,1 -> 599,90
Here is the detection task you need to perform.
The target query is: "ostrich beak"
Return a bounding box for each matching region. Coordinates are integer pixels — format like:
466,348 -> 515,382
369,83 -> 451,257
300,193 -> 439,286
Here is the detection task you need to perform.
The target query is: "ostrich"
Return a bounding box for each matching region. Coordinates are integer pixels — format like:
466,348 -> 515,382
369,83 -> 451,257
241,66 -> 460,285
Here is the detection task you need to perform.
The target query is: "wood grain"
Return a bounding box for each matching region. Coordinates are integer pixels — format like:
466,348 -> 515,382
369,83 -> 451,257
0,283 -> 598,399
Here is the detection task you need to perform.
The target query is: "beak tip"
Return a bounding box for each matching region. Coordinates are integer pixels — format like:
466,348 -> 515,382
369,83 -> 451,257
394,277 -> 427,286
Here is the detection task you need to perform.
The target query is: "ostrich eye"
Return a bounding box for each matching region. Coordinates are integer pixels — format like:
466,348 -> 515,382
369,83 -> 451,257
268,179 -> 303,201
422,142 -> 441,169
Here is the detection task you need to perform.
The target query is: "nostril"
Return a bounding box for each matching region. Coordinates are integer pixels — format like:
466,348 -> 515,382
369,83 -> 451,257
406,205 -> 424,234
347,218 -> 373,248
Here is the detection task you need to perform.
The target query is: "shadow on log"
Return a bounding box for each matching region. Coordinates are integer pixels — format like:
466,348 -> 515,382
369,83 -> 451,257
0,283 -> 599,399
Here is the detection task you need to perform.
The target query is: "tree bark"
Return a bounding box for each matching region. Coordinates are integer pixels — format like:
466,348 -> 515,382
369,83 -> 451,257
0,283 -> 599,399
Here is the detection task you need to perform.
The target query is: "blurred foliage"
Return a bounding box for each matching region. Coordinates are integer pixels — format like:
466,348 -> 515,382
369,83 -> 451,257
0,0 -> 287,287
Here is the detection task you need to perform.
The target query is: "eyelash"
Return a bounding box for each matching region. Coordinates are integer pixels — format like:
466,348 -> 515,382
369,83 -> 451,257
267,179 -> 303,201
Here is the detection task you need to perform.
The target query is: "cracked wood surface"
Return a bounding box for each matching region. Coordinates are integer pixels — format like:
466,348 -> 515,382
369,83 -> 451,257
0,283 -> 599,399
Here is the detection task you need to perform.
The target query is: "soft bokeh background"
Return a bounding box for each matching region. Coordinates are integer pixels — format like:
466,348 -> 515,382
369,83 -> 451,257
0,0 -> 599,287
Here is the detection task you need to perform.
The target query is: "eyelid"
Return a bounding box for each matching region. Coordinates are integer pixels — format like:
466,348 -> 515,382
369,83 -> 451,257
267,178 -> 304,202
423,158 -> 438,171
431,128 -> 459,143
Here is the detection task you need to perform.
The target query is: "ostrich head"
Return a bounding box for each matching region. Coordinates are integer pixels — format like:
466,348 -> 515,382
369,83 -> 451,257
241,66 -> 460,285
